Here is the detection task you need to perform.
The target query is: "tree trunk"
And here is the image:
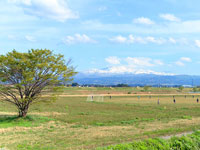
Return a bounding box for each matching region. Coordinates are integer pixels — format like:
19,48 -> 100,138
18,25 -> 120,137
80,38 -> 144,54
18,108 -> 28,117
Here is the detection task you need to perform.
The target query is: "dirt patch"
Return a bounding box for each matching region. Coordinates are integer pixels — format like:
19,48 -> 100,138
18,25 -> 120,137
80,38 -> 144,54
160,131 -> 194,140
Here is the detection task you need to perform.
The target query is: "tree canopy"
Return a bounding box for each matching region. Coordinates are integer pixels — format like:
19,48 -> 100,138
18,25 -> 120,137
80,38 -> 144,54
0,49 -> 76,117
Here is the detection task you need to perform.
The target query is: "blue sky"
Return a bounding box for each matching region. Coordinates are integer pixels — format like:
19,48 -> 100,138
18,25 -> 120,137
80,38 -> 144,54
1,0 -> 200,75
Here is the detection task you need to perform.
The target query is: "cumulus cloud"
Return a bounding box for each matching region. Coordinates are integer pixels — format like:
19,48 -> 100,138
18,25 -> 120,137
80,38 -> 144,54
109,35 -> 127,43
63,34 -> 96,44
25,35 -> 36,42
110,35 -> 166,45
105,56 -> 120,65
195,40 -> 200,48
125,57 -> 164,67
169,37 -> 176,44
146,36 -> 166,44
160,14 -> 180,22
133,17 -> 155,25
125,57 -> 154,67
180,57 -> 191,62
8,0 -> 79,22
175,57 -> 191,66
175,61 -> 184,66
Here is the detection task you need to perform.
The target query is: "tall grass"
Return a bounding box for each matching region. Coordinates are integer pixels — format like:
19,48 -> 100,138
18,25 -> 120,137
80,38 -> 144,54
99,131 -> 200,150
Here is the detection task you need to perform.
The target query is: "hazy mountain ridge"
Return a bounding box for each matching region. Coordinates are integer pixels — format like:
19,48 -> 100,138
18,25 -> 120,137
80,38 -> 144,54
74,73 -> 200,86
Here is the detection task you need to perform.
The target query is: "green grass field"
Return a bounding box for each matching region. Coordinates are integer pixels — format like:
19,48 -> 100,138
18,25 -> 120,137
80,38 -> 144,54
59,87 -> 195,95
0,87 -> 200,149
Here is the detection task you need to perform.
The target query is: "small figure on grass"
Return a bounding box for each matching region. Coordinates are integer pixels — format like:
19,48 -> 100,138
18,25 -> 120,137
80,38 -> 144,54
110,95 -> 112,99
197,98 -> 199,103
185,95 -> 187,98
157,99 -> 160,105
173,99 -> 176,104
193,95 -> 195,98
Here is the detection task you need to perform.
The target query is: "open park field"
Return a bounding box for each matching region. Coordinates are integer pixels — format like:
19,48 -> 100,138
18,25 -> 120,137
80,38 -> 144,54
1,87 -> 200,150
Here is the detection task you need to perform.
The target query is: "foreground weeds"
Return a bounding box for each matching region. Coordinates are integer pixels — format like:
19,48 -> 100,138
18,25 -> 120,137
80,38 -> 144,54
99,131 -> 200,150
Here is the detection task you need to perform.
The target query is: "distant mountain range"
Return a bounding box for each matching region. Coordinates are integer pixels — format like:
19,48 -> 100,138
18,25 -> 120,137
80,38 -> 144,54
74,73 -> 200,87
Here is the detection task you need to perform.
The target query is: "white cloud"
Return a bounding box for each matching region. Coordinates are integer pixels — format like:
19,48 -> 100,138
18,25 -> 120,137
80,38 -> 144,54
175,61 -> 184,66
125,57 -> 154,67
180,57 -> 191,62
25,35 -> 36,42
160,14 -> 180,22
133,17 -> 155,25
109,35 -> 127,43
195,40 -> 200,48
8,0 -> 79,22
87,67 -> 173,75
110,35 -> 167,45
127,35 -> 146,44
169,37 -> 176,44
105,56 -> 120,65
63,34 -> 96,44
175,57 -> 191,66
146,36 -> 166,44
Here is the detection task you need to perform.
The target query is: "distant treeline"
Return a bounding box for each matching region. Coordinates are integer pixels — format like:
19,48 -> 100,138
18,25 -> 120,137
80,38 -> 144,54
68,83 -> 198,88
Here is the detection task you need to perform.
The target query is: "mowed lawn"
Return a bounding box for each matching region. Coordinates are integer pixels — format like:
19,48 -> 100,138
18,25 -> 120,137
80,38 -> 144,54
1,92 -> 200,149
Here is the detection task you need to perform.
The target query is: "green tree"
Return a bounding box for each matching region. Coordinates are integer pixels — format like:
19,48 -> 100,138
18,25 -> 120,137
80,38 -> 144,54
178,86 -> 184,92
193,87 -> 198,92
0,49 -> 76,117
71,83 -> 79,87
144,86 -> 151,92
